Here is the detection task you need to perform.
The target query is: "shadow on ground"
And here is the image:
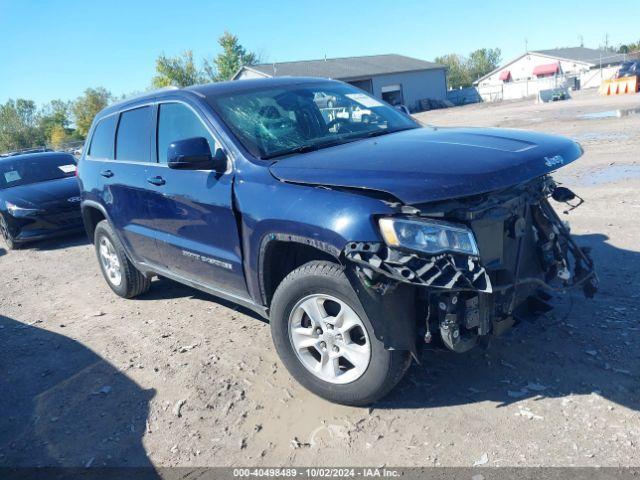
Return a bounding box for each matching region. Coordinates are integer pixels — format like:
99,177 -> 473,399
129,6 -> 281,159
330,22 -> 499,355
0,314 -> 157,473
137,277 -> 267,323
1,232 -> 637,469
381,233 -> 639,413
29,232 -> 89,251
121,231 -> 638,415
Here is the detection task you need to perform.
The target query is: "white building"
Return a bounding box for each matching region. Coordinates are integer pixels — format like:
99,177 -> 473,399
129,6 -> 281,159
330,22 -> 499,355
475,47 -> 628,101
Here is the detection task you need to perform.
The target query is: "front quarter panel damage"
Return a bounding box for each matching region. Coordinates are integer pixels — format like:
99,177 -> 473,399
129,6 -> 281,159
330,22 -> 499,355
345,241 -> 492,293
342,177 -> 598,356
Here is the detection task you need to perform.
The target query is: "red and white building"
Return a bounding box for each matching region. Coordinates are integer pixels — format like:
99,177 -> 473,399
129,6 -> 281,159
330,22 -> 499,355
475,47 -> 628,101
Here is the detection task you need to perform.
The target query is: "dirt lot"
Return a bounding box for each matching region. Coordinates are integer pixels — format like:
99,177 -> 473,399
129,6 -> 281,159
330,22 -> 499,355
1,89 -> 639,468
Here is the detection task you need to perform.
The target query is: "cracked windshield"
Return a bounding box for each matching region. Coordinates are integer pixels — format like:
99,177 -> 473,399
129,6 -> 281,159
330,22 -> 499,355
209,82 -> 418,159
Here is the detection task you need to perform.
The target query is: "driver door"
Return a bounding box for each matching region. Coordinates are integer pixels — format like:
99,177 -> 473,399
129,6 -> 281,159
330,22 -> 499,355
145,101 -> 248,297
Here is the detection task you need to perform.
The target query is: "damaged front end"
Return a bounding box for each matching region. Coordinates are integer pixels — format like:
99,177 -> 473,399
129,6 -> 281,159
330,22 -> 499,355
345,176 -> 597,354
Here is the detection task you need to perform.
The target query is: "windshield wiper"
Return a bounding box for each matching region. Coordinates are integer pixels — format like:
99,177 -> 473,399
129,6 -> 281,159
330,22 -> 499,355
261,144 -> 316,160
364,127 -> 415,138
365,129 -> 392,138
291,144 -> 322,154
261,140 -> 342,160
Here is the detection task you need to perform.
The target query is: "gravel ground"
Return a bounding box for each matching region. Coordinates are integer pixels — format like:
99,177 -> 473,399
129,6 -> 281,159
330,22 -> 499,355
0,89 -> 639,468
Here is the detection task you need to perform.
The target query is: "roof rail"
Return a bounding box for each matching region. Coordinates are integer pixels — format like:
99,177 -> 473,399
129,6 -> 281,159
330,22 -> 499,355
119,85 -> 180,102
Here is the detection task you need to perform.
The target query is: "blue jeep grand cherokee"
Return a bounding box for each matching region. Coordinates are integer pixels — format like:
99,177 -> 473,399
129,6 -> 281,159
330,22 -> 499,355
78,77 -> 597,405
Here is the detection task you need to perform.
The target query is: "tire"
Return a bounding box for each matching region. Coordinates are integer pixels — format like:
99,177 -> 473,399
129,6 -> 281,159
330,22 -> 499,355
94,220 -> 151,298
0,214 -> 18,250
270,261 -> 411,406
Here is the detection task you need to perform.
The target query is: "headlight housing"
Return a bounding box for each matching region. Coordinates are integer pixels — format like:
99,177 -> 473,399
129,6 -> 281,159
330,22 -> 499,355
378,217 -> 479,256
6,201 -> 41,217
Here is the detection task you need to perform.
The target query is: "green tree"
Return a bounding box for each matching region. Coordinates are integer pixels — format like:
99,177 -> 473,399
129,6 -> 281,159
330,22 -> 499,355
39,99 -> 71,140
151,33 -> 259,87
204,31 -> 259,82
152,50 -> 205,88
618,40 -> 640,53
467,48 -> 502,83
435,53 -> 472,89
72,87 -> 112,137
0,99 -> 45,152
49,124 -> 68,150
435,48 -> 501,89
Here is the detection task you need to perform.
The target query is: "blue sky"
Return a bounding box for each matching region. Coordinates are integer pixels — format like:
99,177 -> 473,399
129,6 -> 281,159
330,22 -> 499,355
1,0 -> 638,105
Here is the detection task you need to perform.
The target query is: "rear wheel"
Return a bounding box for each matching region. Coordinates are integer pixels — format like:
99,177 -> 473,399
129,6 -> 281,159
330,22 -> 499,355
0,214 -> 18,250
94,220 -> 151,298
270,261 -> 411,405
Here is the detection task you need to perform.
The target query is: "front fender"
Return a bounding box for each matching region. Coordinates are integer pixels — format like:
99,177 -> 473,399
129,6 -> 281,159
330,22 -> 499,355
235,175 -> 396,303
235,174 -> 418,353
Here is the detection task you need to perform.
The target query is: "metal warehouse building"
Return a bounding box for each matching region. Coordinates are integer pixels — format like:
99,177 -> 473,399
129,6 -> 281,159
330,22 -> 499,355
233,54 -> 447,112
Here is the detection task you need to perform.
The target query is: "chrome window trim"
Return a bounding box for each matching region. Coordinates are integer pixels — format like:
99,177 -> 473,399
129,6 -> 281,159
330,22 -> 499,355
85,99 -> 235,175
85,102 -> 155,162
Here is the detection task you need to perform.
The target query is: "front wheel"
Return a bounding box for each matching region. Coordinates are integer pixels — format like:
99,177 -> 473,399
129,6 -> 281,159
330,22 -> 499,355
270,261 -> 411,406
0,214 -> 18,250
94,220 -> 151,298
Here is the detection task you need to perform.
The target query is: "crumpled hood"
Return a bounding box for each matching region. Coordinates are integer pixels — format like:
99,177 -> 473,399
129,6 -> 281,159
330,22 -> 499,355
0,176 -> 80,210
269,127 -> 582,204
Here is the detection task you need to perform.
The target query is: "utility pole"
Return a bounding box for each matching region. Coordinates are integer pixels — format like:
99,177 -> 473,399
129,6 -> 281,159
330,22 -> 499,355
600,51 -> 602,79
524,38 -> 528,53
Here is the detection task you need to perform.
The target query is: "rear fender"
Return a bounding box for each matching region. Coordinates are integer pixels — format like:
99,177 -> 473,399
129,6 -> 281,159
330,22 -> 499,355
81,200 -> 140,265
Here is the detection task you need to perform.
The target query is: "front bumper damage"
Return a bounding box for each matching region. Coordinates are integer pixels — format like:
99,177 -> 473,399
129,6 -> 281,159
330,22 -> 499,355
345,242 -> 492,293
345,176 -> 598,355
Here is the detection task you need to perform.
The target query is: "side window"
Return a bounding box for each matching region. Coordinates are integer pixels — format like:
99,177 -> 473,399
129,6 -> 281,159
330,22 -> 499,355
115,106 -> 152,162
88,115 -> 117,159
157,103 -> 217,163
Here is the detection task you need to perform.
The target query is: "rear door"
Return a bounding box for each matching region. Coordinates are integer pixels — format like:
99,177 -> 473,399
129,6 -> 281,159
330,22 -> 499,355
145,101 -> 248,297
89,105 -> 163,266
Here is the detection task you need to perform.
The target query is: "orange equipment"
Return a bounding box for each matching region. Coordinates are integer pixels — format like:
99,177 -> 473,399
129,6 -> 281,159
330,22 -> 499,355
600,76 -> 639,95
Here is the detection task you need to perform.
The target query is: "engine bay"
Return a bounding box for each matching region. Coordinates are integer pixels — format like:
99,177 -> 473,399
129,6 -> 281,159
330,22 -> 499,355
345,176 -> 598,353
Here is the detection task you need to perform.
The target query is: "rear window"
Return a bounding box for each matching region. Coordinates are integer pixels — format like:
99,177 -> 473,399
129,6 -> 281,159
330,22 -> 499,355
88,115 -> 117,159
116,107 -> 152,162
0,154 -> 77,189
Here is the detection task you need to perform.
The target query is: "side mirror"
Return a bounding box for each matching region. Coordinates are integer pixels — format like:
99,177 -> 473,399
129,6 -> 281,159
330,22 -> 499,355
394,104 -> 411,115
167,137 -> 226,171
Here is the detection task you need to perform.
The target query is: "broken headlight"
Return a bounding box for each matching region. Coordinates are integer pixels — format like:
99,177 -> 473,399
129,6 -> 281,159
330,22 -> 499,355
378,217 -> 479,256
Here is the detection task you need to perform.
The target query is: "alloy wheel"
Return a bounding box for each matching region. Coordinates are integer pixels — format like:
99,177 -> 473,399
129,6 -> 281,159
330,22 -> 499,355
288,294 -> 371,384
99,236 -> 122,287
0,215 -> 12,246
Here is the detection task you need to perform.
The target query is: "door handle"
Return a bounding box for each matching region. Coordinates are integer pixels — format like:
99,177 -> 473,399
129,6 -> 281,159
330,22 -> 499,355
147,176 -> 166,186
100,170 -> 114,178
